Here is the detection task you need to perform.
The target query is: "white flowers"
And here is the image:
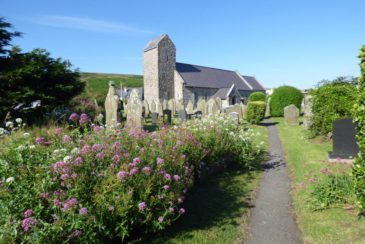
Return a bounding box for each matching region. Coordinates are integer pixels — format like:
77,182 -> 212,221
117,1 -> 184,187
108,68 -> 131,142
63,156 -> 72,163
15,118 -> 22,124
6,177 -> 14,183
0,128 -> 5,135
5,121 -> 13,128
71,147 -> 79,155
23,132 -> 30,137
29,145 -> 36,150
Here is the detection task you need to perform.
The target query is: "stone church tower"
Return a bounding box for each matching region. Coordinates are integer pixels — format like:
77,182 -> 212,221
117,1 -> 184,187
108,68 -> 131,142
143,34 -> 176,103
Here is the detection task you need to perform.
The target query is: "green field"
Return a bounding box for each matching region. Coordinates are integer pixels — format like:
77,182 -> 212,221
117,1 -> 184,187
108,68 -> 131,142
80,72 -> 143,102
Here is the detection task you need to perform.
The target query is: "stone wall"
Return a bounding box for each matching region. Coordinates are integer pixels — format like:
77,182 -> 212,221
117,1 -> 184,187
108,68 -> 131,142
174,70 -> 184,102
143,48 -> 159,102
183,86 -> 218,106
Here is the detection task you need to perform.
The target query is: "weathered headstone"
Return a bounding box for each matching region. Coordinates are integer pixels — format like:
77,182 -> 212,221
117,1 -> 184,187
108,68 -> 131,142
214,97 -> 222,112
284,104 -> 299,125
303,95 -> 313,129
162,99 -> 168,110
197,99 -> 207,116
175,100 -> 184,111
178,110 -> 187,123
157,101 -> 163,116
328,118 -> 360,161
163,109 -> 172,125
104,82 -> 121,125
126,89 -> 143,127
207,98 -> 220,115
143,100 -> 150,118
265,97 -> 271,118
151,112 -> 159,125
240,103 -> 247,119
186,100 -> 194,115
167,99 -> 175,115
150,100 -> 157,113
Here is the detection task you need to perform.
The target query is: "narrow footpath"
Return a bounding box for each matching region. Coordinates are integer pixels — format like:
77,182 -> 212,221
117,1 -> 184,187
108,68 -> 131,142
245,120 -> 301,244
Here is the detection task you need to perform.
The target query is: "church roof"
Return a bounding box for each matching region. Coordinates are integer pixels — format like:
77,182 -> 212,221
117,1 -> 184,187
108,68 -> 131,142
242,75 -> 265,91
214,87 -> 231,99
144,34 -> 167,52
176,62 -> 251,90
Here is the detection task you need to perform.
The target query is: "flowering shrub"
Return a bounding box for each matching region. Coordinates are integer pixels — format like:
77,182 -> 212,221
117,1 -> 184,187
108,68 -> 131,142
0,113 -> 263,242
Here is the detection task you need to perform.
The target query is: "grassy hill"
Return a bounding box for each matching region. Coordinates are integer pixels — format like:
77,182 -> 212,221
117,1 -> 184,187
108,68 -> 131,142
80,72 -> 143,104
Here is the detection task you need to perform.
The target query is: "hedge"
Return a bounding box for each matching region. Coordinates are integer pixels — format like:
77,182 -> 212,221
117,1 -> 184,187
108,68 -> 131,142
248,92 -> 266,102
270,86 -> 303,117
246,101 -> 266,124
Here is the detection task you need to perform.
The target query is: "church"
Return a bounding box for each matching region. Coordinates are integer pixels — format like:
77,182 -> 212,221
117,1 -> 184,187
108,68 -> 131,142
143,34 -> 265,107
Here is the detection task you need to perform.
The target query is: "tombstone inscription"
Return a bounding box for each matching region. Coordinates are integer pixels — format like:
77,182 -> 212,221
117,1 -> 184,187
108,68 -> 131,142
328,118 -> 360,161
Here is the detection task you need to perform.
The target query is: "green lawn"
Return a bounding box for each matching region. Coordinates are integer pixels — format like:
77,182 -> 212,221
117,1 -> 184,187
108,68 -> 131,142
145,124 -> 268,244
273,117 -> 365,244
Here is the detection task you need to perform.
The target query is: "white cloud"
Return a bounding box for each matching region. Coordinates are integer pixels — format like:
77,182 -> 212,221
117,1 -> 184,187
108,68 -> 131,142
32,15 -> 152,35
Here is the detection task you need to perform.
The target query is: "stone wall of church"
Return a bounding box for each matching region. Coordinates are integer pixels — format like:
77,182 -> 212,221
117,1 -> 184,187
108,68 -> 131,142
174,70 -> 184,102
157,38 -> 176,101
183,87 -> 218,105
143,48 -> 159,102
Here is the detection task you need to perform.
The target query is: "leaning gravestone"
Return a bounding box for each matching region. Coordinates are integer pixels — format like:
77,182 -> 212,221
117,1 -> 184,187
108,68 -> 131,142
151,112 -> 159,126
284,104 -> 299,125
104,81 -> 121,125
207,98 -> 220,115
265,97 -> 271,118
186,100 -> 194,116
197,99 -> 207,116
328,118 -> 360,162
303,95 -> 313,129
178,110 -> 187,123
126,89 -> 143,127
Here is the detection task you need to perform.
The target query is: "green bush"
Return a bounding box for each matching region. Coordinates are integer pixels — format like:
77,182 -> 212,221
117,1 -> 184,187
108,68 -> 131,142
310,79 -> 357,136
246,101 -> 266,124
248,92 -> 266,102
310,174 -> 354,211
353,46 -> 365,215
270,86 -> 303,117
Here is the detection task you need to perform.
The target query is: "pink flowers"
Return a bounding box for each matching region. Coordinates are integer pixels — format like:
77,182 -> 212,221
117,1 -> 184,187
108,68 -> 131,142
35,136 -> 45,145
158,216 -> 164,223
138,202 -> 147,211
179,208 -> 186,215
173,175 -> 181,181
162,185 -> 170,190
54,127 -> 62,136
61,198 -> 78,212
117,171 -> 128,181
129,167 -> 139,175
79,113 -> 89,125
142,166 -> 152,175
63,135 -> 71,144
156,157 -> 164,165
24,209 -> 33,218
69,113 -> 79,122
164,173 -> 171,181
79,207 -> 88,216
53,161 -> 69,174
21,217 -> 37,232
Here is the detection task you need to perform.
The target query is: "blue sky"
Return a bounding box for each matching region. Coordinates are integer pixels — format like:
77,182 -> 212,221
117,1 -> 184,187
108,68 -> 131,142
2,0 -> 365,89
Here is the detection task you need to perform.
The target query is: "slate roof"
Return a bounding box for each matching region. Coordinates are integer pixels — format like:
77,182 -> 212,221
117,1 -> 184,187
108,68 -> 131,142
242,75 -> 265,91
214,87 -> 231,99
176,62 -> 251,90
144,34 -> 166,52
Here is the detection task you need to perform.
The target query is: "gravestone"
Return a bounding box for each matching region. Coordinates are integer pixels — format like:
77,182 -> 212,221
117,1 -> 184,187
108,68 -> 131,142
197,99 -> 207,116
175,99 -> 184,111
104,81 -> 121,125
214,97 -> 222,112
284,104 -> 299,125
303,95 -> 313,129
167,99 -> 175,115
162,99 -> 168,110
240,103 -> 247,119
163,109 -> 172,125
126,89 -> 143,127
328,118 -> 360,161
186,100 -> 194,115
157,101 -> 163,116
265,97 -> 271,118
151,112 -> 159,125
207,98 -> 220,115
178,110 -> 187,123
229,112 -> 239,127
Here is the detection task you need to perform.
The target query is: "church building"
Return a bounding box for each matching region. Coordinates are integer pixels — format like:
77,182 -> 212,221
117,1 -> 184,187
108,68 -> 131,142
143,34 -> 265,107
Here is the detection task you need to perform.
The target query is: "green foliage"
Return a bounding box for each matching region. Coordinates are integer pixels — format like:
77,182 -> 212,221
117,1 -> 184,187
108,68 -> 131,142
0,114 -> 264,242
248,92 -> 266,102
310,174 -> 354,211
270,86 -> 303,117
310,79 -> 357,136
0,17 -> 21,56
0,48 -> 84,122
246,101 -> 266,124
353,46 -> 365,215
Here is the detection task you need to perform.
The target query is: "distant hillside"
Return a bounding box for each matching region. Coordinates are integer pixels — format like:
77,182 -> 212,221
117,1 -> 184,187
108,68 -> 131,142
80,72 -> 143,104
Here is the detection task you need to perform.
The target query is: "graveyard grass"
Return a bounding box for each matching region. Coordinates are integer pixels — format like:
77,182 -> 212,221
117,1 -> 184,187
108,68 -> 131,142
272,117 -> 365,243
148,124 -> 268,243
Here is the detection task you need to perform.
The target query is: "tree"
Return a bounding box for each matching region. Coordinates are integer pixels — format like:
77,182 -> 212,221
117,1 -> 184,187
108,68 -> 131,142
270,86 -> 303,117
0,17 -> 21,56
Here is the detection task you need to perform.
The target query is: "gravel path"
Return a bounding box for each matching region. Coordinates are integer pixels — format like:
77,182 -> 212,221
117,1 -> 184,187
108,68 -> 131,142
245,121 -> 301,244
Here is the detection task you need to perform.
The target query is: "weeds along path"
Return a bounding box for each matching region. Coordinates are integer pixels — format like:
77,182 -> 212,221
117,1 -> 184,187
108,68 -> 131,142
245,120 -> 301,244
